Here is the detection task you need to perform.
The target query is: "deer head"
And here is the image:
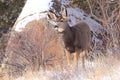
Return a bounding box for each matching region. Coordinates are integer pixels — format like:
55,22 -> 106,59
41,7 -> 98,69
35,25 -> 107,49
48,8 -> 69,33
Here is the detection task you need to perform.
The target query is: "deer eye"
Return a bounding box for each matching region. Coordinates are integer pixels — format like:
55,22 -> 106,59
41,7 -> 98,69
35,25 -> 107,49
60,20 -> 63,22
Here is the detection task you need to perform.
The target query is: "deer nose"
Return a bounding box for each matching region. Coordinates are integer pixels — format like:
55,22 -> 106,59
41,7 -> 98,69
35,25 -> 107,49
54,25 -> 58,28
54,25 -> 58,30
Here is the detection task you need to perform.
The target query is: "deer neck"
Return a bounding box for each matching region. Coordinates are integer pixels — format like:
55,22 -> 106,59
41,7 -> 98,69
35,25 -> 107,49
64,26 -> 72,35
62,26 -> 74,42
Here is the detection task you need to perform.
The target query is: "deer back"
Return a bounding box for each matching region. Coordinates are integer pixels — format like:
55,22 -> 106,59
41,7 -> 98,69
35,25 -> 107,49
71,22 -> 91,50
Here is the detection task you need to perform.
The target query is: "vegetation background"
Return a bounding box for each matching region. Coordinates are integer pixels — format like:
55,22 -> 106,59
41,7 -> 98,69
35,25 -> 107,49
0,0 -> 120,79
0,0 -> 25,66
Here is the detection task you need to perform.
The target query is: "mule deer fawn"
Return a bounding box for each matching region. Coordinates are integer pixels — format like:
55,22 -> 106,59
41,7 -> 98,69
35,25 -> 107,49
48,8 -> 91,70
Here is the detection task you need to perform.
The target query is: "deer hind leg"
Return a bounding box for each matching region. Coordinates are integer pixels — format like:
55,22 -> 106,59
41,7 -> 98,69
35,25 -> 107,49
73,52 -> 79,70
80,50 -> 86,68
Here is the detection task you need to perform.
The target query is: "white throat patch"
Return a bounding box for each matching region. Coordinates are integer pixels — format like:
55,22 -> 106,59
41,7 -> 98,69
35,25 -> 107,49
58,28 -> 64,32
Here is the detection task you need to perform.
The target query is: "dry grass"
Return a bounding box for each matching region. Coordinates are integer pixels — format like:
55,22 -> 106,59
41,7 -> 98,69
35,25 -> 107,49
1,53 -> 120,80
9,56 -> 120,80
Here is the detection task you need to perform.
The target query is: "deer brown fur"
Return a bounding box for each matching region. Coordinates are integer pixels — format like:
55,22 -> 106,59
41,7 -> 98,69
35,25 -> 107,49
56,21 -> 91,52
48,9 -> 91,70
55,21 -> 91,69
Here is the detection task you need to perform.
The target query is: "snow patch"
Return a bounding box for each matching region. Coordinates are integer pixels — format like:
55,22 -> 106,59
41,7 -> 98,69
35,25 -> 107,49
18,0 -> 51,20
14,0 -> 52,32
66,7 -> 104,32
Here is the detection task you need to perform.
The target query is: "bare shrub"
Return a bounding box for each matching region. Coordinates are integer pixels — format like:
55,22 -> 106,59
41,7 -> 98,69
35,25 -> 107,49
0,31 -> 10,67
5,19 -> 65,78
83,0 -> 120,57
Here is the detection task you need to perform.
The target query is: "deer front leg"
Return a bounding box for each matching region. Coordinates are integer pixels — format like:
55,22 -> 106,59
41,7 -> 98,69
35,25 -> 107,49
66,50 -> 71,65
73,52 -> 79,70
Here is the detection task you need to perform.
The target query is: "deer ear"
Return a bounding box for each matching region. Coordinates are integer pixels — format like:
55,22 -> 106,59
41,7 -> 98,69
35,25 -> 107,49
62,8 -> 67,20
62,8 -> 69,21
48,11 -> 58,21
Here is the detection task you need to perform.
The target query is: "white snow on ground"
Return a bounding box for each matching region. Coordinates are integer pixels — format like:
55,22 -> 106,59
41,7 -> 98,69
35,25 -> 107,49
14,0 -> 52,31
18,0 -> 51,20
